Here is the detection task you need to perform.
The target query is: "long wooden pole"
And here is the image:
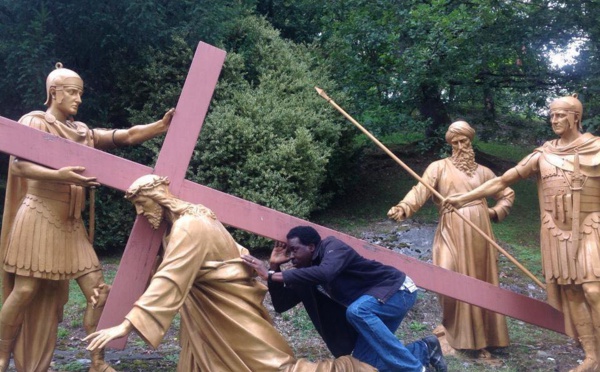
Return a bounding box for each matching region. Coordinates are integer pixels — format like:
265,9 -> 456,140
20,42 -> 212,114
316,87 -> 545,290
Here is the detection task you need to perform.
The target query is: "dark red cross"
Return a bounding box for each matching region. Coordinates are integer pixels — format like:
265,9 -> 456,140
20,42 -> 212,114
0,42 -> 564,350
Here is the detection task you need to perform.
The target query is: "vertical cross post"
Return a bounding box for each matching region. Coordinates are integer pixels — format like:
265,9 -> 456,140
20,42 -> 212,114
95,42 -> 226,348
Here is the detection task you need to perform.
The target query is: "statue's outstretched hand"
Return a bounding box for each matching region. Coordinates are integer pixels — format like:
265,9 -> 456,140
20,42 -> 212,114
387,205 -> 405,222
57,166 -> 100,187
91,283 -> 112,309
159,108 -> 175,132
442,195 -> 464,210
83,320 -> 133,351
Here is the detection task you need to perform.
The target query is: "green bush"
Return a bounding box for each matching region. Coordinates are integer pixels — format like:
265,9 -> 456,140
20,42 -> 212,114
189,16 -> 357,247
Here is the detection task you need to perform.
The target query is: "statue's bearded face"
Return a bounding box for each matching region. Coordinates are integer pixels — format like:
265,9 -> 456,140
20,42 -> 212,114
449,135 -> 477,176
132,195 -> 164,230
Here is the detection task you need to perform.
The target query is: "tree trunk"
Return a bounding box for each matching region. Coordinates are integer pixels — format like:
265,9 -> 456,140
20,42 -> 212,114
480,84 -> 497,141
418,83 -> 451,142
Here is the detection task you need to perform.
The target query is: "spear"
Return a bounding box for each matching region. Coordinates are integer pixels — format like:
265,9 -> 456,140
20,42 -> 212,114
315,86 -> 545,290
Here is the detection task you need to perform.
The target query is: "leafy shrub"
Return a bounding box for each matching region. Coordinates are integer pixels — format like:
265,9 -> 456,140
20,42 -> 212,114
115,17 -> 358,250
190,16 -> 357,247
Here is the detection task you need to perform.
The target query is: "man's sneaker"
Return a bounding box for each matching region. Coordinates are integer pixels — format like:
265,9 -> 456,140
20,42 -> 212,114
422,335 -> 448,372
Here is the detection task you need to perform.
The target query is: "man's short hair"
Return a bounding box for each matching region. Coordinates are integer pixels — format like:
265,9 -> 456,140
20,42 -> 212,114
287,226 -> 321,246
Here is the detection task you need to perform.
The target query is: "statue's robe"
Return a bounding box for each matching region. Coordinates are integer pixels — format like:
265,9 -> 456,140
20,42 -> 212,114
398,158 -> 514,350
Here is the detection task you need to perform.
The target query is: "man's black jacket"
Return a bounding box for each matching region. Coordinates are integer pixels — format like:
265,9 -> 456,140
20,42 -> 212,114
268,279 -> 357,357
282,236 -> 405,305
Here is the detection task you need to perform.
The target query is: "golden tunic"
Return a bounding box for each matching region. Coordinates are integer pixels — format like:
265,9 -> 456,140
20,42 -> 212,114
0,111 -> 107,371
2,111 -> 103,279
516,133 -> 600,339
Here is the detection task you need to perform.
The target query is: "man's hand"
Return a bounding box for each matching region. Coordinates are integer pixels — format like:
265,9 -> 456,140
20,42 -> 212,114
241,255 -> 268,280
387,205 -> 406,222
269,241 -> 290,269
83,320 -> 134,351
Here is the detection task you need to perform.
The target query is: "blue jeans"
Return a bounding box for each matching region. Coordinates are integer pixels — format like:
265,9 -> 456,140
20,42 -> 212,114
346,289 -> 428,372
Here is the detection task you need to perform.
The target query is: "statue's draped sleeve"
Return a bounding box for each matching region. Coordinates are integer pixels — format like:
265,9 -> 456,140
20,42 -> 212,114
483,166 -> 515,222
396,161 -> 440,219
125,218 -> 205,348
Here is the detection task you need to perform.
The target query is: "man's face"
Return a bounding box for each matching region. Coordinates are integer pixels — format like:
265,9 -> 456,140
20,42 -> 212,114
53,85 -> 83,117
450,135 -> 471,155
550,109 -> 576,137
286,237 -> 315,268
132,195 -> 164,230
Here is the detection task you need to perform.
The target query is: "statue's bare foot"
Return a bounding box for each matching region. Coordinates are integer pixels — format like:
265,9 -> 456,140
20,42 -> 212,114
569,358 -> 600,372
477,349 -> 492,359
0,338 -> 13,372
89,349 -> 116,372
89,362 -> 116,372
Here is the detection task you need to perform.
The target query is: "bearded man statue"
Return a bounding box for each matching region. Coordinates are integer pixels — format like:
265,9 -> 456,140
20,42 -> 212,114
388,121 -> 515,358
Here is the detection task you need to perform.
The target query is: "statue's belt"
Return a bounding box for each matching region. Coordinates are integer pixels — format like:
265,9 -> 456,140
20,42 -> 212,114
440,199 -> 483,214
27,183 -> 86,220
542,194 -> 600,213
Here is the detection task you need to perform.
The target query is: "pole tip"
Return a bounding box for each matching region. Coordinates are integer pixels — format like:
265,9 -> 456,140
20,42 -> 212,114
314,86 -> 330,101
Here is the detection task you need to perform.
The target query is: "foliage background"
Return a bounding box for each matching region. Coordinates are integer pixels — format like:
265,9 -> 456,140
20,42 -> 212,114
0,0 -> 599,252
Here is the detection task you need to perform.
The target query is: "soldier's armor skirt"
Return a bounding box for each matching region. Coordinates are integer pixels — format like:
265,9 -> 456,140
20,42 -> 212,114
541,211 -> 600,285
4,181 -> 101,280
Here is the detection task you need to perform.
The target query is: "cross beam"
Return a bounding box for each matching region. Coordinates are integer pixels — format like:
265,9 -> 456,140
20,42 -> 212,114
0,41 -> 565,351
0,109 -> 565,336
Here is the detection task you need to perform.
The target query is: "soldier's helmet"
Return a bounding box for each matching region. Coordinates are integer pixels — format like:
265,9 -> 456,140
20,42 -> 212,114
44,62 -> 84,106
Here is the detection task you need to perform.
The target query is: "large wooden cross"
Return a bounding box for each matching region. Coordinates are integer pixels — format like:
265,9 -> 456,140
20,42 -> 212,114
0,41 -> 565,350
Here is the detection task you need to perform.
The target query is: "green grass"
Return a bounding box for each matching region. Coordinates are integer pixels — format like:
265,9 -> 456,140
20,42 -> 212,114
408,321 -> 428,332
488,178 -> 542,276
58,280 -> 88,342
312,156 -> 438,236
57,327 -> 69,339
58,361 -> 87,371
475,140 -> 535,163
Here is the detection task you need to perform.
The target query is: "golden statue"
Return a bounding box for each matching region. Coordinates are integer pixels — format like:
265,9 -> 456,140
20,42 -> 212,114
445,95 -> 600,372
84,175 -> 375,372
388,121 -> 515,357
0,63 -> 174,372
